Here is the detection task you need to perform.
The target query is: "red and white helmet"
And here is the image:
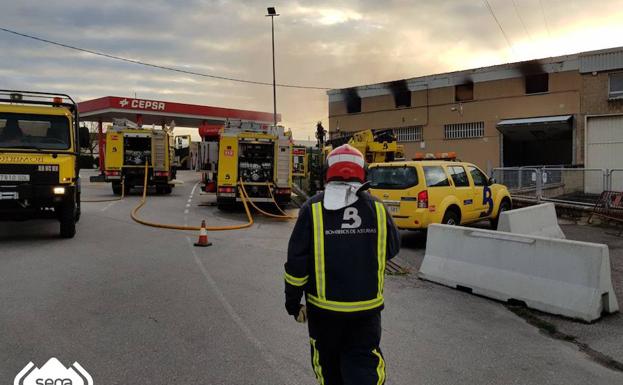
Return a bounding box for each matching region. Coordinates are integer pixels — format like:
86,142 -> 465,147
326,144 -> 365,183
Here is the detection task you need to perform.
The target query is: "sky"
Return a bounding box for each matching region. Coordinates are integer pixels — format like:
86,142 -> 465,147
1,0 -> 623,141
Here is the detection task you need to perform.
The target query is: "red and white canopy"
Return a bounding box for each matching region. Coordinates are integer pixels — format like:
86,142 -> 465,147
78,96 -> 278,129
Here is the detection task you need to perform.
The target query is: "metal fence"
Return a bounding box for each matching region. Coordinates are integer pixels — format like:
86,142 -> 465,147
492,167 -> 612,207
610,169 -> 623,191
491,168 -> 540,200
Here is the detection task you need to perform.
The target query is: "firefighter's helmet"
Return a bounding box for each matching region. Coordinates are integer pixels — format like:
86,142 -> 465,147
326,144 -> 365,183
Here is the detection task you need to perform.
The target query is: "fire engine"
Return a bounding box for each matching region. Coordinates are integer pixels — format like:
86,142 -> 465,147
199,120 -> 292,210
104,119 -> 176,195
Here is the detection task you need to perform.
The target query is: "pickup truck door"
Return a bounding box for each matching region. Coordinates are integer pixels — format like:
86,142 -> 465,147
447,165 -> 477,221
467,165 -> 494,219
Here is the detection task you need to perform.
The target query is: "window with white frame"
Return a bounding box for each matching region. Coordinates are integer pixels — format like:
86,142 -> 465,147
609,72 -> 623,99
444,121 -> 484,140
393,126 -> 423,142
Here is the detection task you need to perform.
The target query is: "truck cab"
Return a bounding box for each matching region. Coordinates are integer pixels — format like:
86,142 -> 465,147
0,90 -> 90,238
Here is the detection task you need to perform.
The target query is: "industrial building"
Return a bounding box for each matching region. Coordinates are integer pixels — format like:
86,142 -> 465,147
327,46 -> 623,171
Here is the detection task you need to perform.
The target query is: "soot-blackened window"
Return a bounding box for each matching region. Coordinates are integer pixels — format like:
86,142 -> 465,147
394,91 -> 411,108
525,73 -> 549,94
455,83 -> 474,101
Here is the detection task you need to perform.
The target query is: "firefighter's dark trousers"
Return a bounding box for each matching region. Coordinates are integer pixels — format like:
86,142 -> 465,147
307,309 -> 385,385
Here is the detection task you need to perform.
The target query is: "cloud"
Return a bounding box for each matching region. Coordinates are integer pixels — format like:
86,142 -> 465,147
291,5 -> 364,26
1,0 -> 623,140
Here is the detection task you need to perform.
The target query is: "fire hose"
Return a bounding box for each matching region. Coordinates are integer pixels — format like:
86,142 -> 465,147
82,178 -> 126,203
238,181 -> 297,220
130,163 -> 254,231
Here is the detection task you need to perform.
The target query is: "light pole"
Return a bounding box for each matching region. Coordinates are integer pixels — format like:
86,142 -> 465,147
266,7 -> 279,127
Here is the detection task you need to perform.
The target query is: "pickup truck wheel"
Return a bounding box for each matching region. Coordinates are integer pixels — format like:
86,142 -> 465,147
59,196 -> 77,239
491,200 -> 511,230
441,210 -> 460,226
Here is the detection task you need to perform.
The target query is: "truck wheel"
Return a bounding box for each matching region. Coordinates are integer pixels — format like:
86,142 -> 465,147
75,191 -> 81,223
491,200 -> 511,230
276,197 -> 291,210
441,210 -> 460,226
156,185 -> 171,195
59,196 -> 77,239
112,182 -> 122,196
217,203 -> 234,211
216,197 -> 234,211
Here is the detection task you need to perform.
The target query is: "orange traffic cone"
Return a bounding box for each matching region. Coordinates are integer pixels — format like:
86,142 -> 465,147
194,220 -> 212,247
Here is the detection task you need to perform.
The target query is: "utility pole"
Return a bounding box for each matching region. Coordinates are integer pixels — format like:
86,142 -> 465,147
266,7 -> 279,127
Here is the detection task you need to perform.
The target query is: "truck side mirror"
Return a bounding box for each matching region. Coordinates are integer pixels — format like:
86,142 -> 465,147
79,126 -> 91,149
488,177 -> 496,185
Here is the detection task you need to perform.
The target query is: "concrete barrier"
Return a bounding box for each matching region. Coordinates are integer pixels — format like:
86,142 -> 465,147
419,224 -> 619,322
498,203 -> 565,239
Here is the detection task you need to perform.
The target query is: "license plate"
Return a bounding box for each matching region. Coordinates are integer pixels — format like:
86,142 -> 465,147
0,174 -> 30,182
0,191 -> 19,200
387,204 -> 400,214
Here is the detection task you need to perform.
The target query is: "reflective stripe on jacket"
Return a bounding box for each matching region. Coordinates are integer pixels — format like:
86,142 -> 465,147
284,192 -> 400,315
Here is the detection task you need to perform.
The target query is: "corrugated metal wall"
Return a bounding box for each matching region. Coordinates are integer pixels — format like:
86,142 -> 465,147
586,115 -> 623,169
580,51 -> 623,73
586,115 -> 623,191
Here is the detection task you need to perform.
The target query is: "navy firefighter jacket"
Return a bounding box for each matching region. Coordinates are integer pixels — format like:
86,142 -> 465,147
284,191 -> 401,316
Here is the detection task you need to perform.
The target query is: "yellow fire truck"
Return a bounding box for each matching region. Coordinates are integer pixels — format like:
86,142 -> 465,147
0,90 -> 90,238
104,119 -> 176,195
320,129 -> 405,170
347,129 -> 405,163
214,120 -> 292,210
295,128 -> 405,196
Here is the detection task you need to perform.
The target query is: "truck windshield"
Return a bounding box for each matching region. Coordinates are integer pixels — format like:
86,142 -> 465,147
0,113 -> 71,150
368,166 -> 419,189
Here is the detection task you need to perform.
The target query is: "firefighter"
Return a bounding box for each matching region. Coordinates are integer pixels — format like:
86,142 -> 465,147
284,144 -> 400,385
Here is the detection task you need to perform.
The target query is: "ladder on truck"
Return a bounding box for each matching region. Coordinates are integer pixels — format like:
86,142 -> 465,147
152,131 -> 167,170
225,119 -> 283,136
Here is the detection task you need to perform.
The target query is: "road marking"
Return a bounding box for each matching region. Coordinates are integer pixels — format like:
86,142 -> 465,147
101,201 -> 118,211
184,182 -> 200,227
186,238 -> 299,385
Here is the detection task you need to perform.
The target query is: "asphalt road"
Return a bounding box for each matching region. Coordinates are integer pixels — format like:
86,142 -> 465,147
1,171 -> 621,384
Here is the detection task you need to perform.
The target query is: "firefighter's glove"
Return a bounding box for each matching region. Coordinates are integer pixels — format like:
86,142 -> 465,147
295,305 -> 307,323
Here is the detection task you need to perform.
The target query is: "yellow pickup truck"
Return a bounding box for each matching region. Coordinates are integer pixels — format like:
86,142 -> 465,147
368,159 -> 512,230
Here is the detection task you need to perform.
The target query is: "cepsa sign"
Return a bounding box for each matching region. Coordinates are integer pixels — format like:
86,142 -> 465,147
118,98 -> 166,111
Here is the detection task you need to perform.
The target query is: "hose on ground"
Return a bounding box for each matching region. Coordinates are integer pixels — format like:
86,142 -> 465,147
130,162 -> 254,231
238,181 -> 296,220
267,184 -> 298,219
82,178 -> 126,203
